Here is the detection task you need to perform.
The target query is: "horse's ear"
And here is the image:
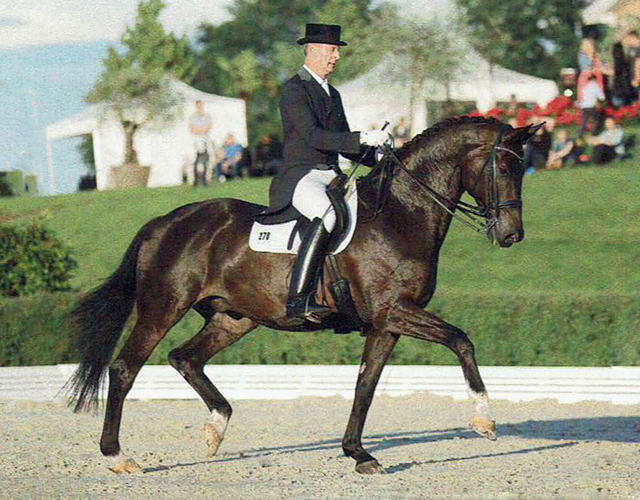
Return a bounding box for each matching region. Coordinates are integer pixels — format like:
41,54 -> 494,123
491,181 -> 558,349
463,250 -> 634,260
503,123 -> 544,144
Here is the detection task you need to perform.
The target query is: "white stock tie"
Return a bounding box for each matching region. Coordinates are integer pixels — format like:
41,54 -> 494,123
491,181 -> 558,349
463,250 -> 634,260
320,79 -> 330,96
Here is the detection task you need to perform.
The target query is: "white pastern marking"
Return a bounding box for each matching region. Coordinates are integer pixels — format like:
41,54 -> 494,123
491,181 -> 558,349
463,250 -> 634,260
110,453 -> 124,466
359,363 -> 367,375
210,410 -> 229,439
466,383 -> 493,420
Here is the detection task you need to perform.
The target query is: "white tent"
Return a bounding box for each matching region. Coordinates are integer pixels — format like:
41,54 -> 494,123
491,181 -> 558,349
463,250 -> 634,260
337,50 -> 559,136
46,79 -> 247,191
582,0 -> 640,26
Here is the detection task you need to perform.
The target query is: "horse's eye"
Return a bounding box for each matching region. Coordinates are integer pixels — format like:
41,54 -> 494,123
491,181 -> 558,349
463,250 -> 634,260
498,167 -> 509,177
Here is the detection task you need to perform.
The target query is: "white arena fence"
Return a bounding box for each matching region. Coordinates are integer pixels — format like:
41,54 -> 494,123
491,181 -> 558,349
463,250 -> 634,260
1,365 -> 640,405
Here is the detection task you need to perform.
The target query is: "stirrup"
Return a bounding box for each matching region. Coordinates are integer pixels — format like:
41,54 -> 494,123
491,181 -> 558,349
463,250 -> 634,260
287,294 -> 332,324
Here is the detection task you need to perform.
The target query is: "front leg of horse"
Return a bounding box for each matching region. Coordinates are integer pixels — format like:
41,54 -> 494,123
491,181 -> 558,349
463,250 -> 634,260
388,300 -> 496,441
342,329 -> 398,474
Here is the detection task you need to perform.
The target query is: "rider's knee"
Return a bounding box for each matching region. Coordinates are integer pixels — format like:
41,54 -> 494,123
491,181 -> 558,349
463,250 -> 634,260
322,210 -> 337,232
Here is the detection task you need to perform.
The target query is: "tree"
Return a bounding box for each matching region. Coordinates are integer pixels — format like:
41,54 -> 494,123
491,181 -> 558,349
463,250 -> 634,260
455,0 -> 587,81
375,6 -> 467,129
77,135 -> 95,175
193,0 -> 388,145
86,0 -> 196,167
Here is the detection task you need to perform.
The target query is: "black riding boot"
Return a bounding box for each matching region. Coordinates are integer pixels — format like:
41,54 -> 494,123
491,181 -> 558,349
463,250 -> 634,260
287,217 -> 333,323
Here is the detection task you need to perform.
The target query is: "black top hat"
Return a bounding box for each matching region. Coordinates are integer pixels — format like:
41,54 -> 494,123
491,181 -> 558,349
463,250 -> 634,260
297,23 -> 347,46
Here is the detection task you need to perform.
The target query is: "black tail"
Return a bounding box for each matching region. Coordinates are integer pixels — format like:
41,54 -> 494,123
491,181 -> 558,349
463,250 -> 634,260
64,228 -> 146,413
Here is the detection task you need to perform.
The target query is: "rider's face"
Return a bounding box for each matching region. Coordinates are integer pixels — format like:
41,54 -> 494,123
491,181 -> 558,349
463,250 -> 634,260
306,43 -> 341,79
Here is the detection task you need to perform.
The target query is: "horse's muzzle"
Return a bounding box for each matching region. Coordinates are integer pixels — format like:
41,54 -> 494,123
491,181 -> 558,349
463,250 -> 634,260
500,228 -> 524,247
488,220 -> 524,248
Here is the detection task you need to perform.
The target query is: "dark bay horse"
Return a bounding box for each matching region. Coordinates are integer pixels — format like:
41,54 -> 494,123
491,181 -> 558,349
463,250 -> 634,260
66,116 -> 540,474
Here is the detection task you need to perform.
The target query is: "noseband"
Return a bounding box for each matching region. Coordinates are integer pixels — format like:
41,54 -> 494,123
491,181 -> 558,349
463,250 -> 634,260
471,125 -> 523,231
376,125 -> 522,234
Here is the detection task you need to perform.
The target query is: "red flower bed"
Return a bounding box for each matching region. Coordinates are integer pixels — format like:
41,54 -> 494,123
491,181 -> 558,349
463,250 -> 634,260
468,97 -> 639,126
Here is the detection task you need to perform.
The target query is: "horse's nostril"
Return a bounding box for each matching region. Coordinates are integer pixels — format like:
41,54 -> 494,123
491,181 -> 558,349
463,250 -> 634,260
502,232 -> 520,246
509,231 -> 523,244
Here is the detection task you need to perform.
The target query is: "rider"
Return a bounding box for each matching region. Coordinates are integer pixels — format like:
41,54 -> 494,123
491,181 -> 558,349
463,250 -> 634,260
259,23 -> 391,323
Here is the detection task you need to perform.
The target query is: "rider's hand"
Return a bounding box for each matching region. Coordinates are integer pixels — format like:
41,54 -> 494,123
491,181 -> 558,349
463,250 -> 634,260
360,130 -> 392,147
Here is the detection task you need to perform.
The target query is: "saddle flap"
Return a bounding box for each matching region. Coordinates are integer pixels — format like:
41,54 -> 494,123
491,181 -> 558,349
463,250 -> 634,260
248,183 -> 359,255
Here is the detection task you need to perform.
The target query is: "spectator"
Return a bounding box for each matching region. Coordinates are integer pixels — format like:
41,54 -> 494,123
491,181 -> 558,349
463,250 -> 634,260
392,117 -> 410,147
523,116 -> 552,173
253,134 -> 283,176
623,30 -> 640,99
237,146 -> 253,178
546,129 -> 575,170
578,73 -> 605,137
612,40 -> 636,107
576,38 -> 609,106
215,134 -> 243,182
588,117 -> 625,165
506,94 -> 518,117
189,100 -> 212,187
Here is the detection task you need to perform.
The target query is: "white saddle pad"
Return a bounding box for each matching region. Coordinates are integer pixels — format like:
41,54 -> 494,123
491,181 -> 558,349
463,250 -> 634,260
249,184 -> 358,255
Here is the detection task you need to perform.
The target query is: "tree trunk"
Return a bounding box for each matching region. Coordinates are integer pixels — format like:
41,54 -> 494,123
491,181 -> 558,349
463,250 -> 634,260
122,120 -> 139,165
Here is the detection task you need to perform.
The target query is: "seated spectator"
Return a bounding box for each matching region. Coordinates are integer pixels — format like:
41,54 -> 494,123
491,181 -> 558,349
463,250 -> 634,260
578,73 -> 605,137
506,94 -> 518,117
253,134 -> 283,176
546,129 -> 575,170
523,116 -> 552,173
215,134 -> 243,182
237,146 -> 253,179
392,117 -> 410,147
571,136 -> 590,165
588,117 -> 625,165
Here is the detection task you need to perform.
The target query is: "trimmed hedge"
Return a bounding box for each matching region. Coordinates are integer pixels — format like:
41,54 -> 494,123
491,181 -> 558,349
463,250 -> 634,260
0,219 -> 77,296
1,291 -> 639,367
0,293 -> 80,366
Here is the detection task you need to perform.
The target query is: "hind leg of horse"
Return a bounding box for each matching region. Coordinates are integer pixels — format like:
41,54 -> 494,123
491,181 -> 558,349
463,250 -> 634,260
388,299 -> 496,440
100,316 -> 182,473
168,312 -> 257,457
342,328 -> 398,474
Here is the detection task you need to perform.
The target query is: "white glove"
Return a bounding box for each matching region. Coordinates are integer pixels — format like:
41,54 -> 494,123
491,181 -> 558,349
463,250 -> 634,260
360,130 -> 392,147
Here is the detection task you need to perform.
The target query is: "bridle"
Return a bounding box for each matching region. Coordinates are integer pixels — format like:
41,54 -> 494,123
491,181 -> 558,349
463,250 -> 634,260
369,125 -> 523,235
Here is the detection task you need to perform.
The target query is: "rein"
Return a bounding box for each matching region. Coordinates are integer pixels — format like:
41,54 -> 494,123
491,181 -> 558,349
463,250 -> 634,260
361,125 -> 522,234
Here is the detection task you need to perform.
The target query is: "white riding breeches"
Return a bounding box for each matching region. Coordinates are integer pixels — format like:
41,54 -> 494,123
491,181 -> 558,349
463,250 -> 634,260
291,169 -> 338,232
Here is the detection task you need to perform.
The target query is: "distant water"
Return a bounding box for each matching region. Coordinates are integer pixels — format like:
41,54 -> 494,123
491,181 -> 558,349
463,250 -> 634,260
0,41 -> 110,195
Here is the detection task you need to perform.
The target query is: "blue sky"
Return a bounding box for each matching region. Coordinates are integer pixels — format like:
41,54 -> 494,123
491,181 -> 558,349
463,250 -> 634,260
0,0 -> 232,50
1,42 -> 108,194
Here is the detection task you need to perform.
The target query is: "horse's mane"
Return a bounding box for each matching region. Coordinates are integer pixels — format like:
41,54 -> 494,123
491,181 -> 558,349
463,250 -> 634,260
357,116 -> 504,215
362,115 -> 504,181
399,115 -> 503,156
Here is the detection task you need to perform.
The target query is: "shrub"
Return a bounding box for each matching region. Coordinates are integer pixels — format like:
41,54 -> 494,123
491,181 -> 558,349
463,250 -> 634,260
0,219 -> 78,296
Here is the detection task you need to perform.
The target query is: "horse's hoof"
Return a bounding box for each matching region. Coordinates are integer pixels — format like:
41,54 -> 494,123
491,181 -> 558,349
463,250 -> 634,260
203,422 -> 223,457
471,416 -> 497,441
111,458 -> 142,474
355,459 -> 385,475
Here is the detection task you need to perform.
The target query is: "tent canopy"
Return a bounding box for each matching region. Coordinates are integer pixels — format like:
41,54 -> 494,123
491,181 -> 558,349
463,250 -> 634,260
582,0 -> 623,26
337,0 -> 559,135
337,49 -> 559,135
46,79 -> 247,191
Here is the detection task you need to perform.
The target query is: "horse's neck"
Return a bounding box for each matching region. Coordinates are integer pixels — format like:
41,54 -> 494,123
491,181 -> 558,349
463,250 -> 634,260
389,150 -> 464,226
